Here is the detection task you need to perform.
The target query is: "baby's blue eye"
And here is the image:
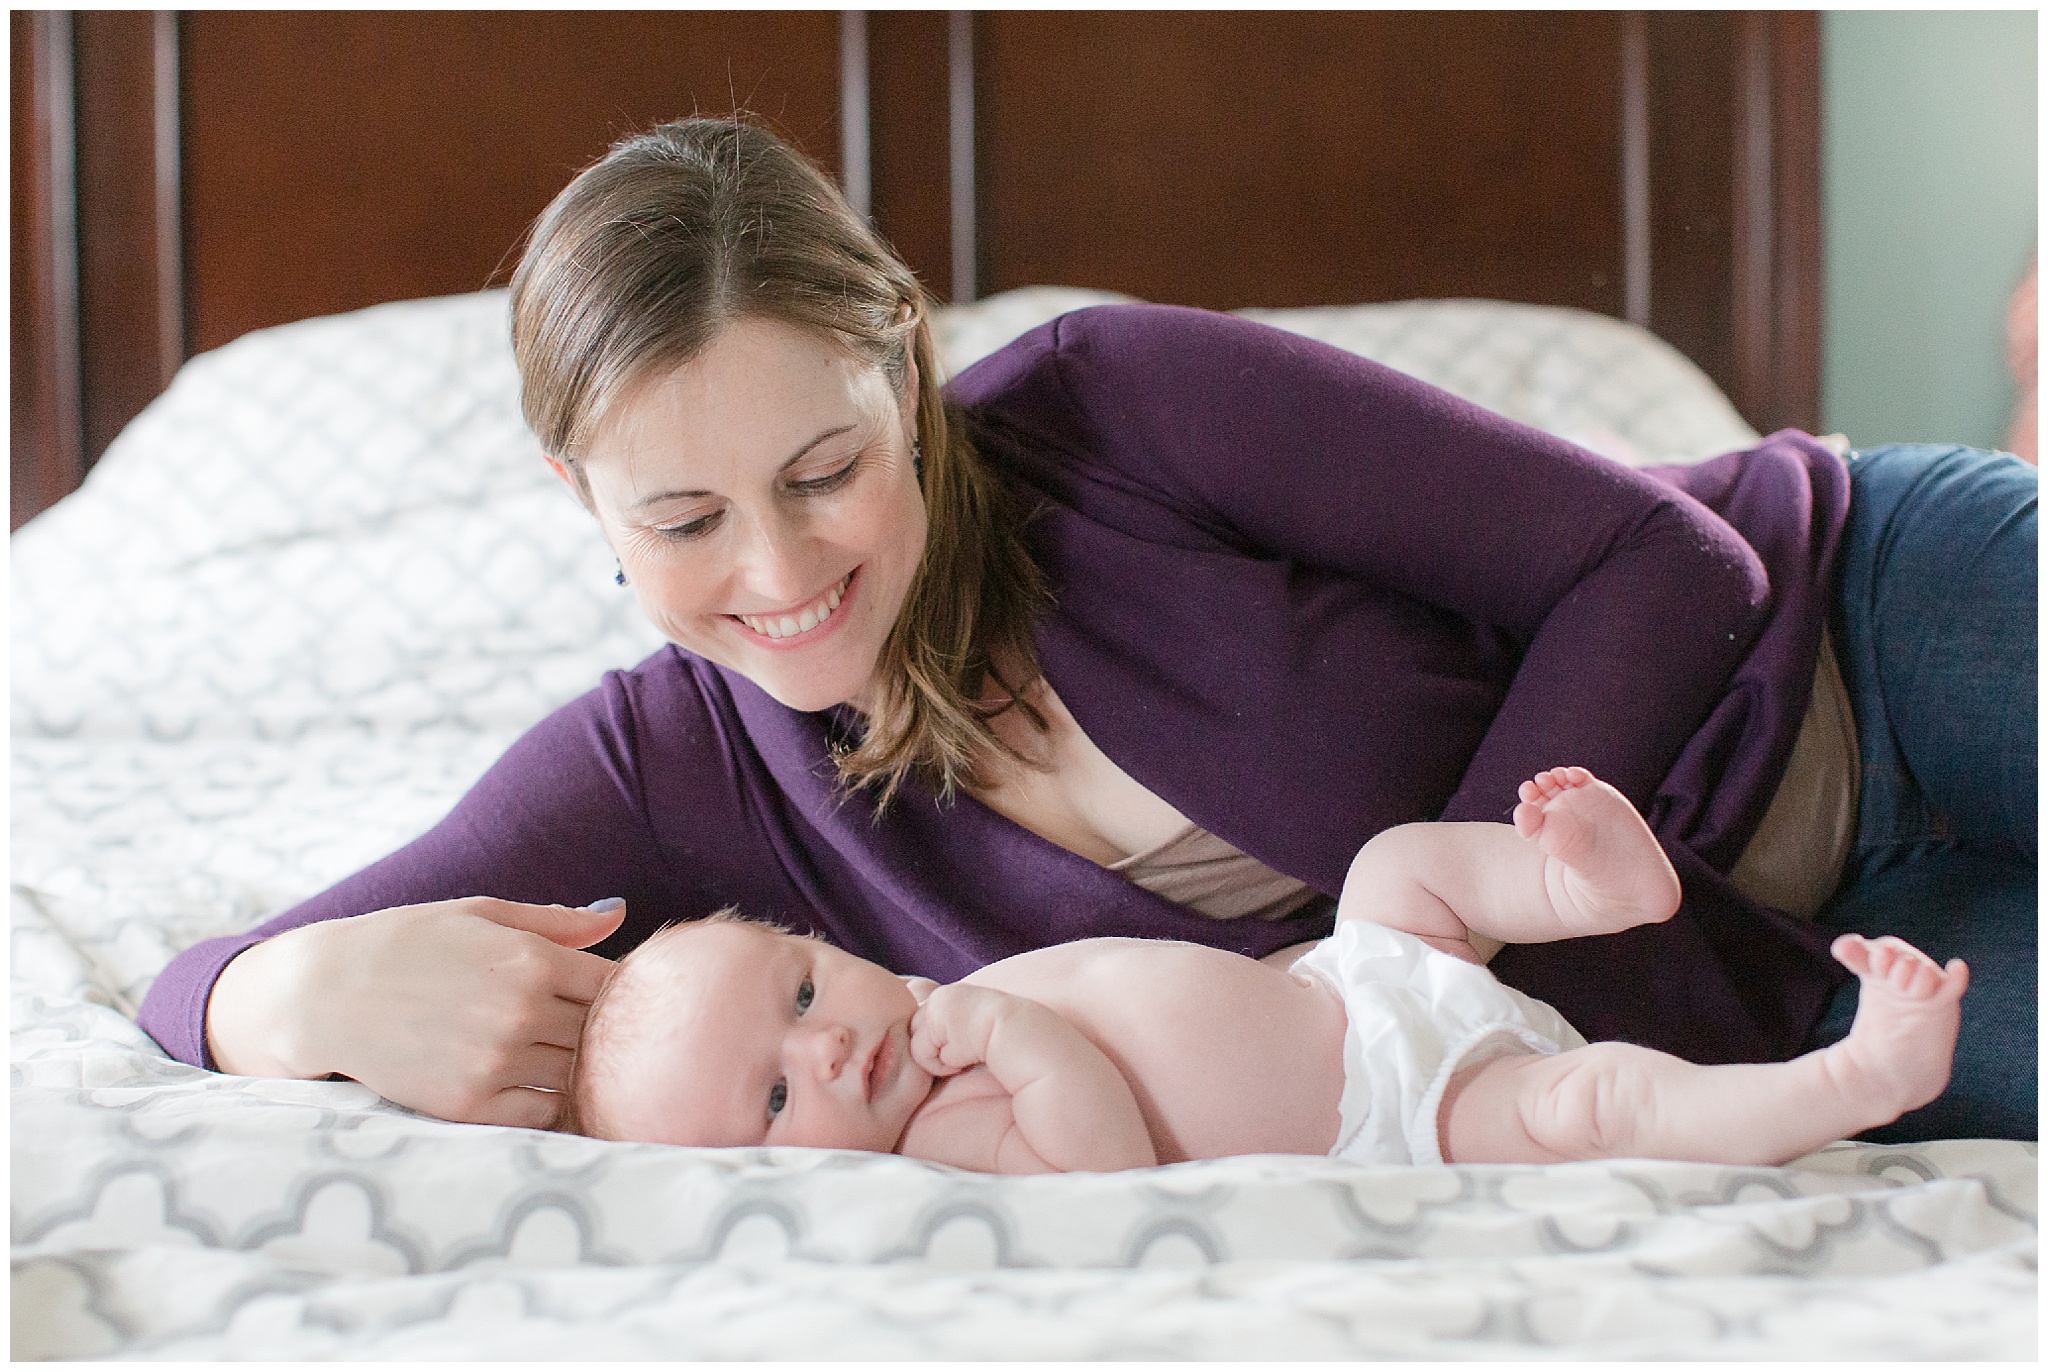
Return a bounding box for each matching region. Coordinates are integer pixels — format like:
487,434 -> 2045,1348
768,1080 -> 787,1117
796,978 -> 814,1013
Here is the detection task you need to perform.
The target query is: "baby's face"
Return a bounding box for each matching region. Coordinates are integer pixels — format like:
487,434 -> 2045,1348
615,921 -> 935,1152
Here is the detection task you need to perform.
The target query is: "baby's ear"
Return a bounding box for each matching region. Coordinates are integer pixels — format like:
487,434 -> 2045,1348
901,976 -> 940,1004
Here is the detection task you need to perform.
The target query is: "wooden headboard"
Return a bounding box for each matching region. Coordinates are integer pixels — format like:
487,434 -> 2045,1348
11,10 -> 1817,530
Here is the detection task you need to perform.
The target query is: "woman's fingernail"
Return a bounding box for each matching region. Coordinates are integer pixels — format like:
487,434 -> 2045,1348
583,897 -> 626,913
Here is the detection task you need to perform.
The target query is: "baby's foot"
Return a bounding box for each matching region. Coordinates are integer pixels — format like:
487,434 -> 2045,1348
1824,934 -> 1968,1122
1512,766 -> 1681,935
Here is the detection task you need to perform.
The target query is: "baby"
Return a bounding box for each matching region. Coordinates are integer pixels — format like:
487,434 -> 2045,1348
569,767 -> 1968,1172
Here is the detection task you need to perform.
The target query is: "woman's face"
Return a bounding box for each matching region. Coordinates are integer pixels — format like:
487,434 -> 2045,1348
563,315 -> 927,715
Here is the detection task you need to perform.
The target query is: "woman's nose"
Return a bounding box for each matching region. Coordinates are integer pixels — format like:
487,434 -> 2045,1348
732,508 -> 819,606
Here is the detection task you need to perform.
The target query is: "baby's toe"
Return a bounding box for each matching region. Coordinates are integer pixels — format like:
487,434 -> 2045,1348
1830,932 -> 1873,976
1891,958 -> 1940,998
1866,938 -> 1912,980
1876,935 -> 1936,973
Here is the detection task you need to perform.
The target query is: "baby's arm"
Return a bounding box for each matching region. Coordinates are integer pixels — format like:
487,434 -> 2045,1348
1339,768 -> 1680,962
904,983 -> 1157,1174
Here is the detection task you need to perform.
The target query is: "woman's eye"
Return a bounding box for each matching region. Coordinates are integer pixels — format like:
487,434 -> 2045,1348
654,511 -> 720,542
788,458 -> 858,495
795,978 -> 815,1013
768,1080 -> 787,1117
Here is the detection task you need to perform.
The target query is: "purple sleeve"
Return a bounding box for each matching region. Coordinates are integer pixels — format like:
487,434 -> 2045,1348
973,304 -> 1770,824
135,649 -> 729,1068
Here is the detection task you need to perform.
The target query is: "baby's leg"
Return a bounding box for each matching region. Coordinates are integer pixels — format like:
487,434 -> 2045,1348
1441,934 -> 1967,1165
1338,766 -> 1678,961
1511,766 -> 1681,938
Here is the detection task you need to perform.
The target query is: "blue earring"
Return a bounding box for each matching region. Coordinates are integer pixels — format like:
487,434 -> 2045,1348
913,439 -> 924,480
614,560 -> 627,587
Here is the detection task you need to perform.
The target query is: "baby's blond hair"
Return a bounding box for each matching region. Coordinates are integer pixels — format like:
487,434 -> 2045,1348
567,908 -> 798,1141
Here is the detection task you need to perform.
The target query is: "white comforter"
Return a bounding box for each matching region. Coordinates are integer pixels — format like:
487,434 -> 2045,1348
13,289 -> 2034,1359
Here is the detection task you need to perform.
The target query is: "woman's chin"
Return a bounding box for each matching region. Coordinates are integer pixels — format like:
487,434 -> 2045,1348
761,682 -> 853,714
746,659 -> 874,715
664,623 -> 871,714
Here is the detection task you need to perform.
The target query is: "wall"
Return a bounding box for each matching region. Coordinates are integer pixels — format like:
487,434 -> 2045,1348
1822,10 -> 2037,450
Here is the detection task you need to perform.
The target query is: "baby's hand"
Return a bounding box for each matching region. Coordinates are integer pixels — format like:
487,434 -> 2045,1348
909,983 -> 1010,1078
901,975 -> 940,1005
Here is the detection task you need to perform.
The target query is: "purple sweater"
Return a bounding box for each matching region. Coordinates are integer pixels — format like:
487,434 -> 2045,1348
139,305 -> 1851,1070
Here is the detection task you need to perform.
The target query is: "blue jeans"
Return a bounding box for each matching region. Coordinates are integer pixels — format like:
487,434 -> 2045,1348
1805,444 -> 2037,1141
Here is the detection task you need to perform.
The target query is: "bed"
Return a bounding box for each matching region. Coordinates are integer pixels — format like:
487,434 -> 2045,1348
12,285 -> 2035,1358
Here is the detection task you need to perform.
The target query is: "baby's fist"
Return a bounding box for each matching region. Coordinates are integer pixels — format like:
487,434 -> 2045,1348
909,982 -> 1004,1077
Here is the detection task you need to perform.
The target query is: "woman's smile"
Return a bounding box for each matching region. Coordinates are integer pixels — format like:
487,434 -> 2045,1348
728,567 -> 857,646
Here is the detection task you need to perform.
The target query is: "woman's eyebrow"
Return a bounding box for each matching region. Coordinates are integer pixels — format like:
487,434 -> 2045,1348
627,424 -> 861,510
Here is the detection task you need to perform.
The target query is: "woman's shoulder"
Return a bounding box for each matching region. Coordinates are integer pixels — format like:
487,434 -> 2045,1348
514,645 -> 741,773
568,642 -> 704,720
945,302 -> 1339,415
945,301 -> 1406,508
491,644 -> 807,852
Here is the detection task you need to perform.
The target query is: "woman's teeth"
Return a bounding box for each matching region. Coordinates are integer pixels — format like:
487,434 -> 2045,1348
737,575 -> 847,640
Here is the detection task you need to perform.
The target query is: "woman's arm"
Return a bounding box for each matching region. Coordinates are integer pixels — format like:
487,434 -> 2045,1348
908,982 -> 1157,1173
973,305 -> 1770,826
137,650 -> 761,1128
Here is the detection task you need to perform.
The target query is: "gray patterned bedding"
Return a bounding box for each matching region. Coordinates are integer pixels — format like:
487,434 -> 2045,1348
12,288 -> 2034,1359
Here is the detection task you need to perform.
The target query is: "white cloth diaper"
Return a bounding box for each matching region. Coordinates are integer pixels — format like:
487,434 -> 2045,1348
1292,920 -> 1588,1164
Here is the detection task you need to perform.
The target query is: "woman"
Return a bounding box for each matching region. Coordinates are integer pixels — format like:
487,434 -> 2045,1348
137,118 -> 2034,1142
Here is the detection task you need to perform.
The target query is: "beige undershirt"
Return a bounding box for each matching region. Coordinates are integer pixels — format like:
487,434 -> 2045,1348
1728,627 -> 1860,918
1110,821 -> 1322,921
1112,631 -> 1858,924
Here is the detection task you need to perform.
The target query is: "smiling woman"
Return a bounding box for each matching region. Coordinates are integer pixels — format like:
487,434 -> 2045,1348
559,318 -> 928,720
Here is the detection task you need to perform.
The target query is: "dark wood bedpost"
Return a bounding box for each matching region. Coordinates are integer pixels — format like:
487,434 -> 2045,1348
1640,11 -> 1821,437
13,10 -> 84,532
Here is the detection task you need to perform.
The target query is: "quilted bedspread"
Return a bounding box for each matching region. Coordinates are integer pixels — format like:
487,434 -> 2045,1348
13,289 -> 2035,1359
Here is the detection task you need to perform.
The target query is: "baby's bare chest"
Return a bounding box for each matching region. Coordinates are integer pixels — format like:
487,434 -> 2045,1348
966,939 -> 1349,1162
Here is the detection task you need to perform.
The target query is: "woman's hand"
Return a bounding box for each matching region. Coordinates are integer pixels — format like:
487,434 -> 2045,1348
205,897 -> 627,1129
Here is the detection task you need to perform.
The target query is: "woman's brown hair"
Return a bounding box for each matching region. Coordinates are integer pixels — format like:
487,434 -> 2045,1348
510,115 -> 1047,811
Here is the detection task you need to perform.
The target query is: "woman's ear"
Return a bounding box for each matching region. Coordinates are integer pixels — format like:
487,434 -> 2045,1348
544,453 -> 595,512
898,351 -> 921,442
895,304 -> 921,427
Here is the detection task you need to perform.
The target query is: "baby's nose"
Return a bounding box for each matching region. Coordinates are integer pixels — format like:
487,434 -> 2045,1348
797,1023 -> 853,1079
